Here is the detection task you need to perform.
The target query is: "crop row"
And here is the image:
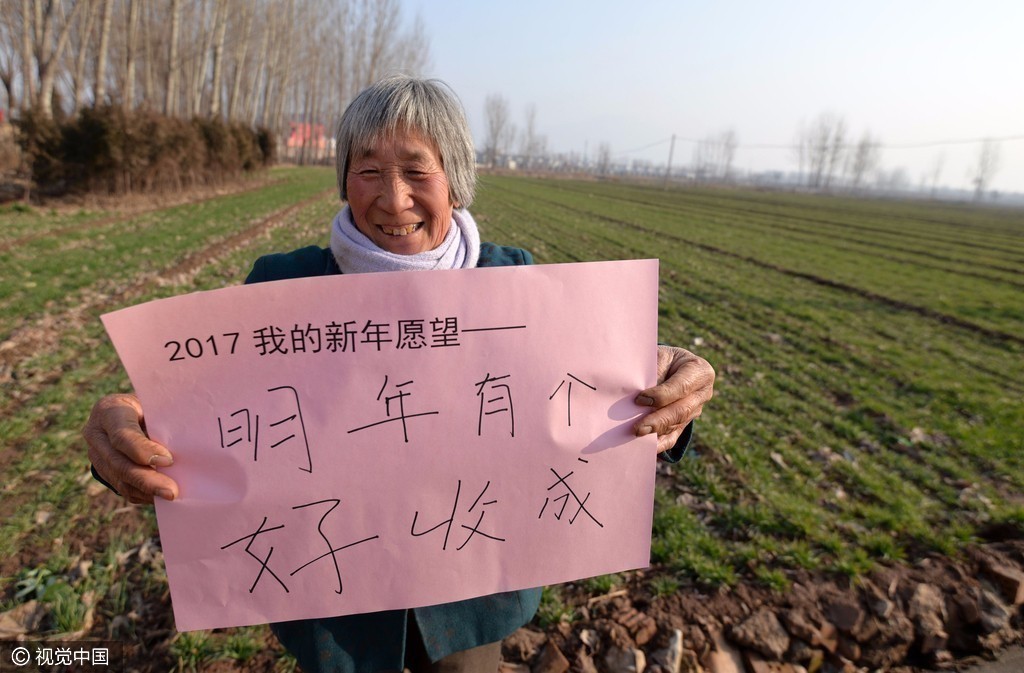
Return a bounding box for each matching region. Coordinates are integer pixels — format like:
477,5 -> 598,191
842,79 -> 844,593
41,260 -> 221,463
543,177 -> 1024,297
473,175 -> 1023,577
486,177 -> 1024,340
0,167 -> 336,332
578,180 -> 1024,256
542,179 -> 1024,284
563,182 -> 1024,286
0,180 -> 344,664
1,183 -> 341,553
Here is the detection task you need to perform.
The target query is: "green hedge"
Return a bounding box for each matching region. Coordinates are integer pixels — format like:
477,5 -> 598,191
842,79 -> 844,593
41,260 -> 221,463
15,106 -> 275,195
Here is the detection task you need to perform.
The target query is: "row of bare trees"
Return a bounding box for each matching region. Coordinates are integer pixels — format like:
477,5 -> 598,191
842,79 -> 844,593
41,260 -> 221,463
693,129 -> 737,182
1,0 -> 429,161
430,87 -> 1006,198
483,94 -> 550,171
793,112 -> 1002,199
793,114 -> 882,191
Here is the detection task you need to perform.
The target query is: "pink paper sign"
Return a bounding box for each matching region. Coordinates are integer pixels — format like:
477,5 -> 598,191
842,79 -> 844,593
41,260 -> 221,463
101,259 -> 659,632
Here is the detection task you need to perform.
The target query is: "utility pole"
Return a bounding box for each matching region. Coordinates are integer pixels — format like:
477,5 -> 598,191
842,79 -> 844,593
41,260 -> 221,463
663,134 -> 676,190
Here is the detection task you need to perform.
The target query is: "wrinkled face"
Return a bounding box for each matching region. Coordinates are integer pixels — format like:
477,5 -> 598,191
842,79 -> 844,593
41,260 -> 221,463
345,131 -> 454,255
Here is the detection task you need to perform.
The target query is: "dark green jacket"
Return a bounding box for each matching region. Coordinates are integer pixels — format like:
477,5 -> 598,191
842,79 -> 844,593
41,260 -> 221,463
245,243 -> 542,673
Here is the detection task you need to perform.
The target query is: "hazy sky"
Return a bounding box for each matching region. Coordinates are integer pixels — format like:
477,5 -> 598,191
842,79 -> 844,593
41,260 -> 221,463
409,0 -> 1023,194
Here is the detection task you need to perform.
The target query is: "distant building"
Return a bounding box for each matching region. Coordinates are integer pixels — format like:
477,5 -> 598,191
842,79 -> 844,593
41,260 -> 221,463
286,122 -> 331,153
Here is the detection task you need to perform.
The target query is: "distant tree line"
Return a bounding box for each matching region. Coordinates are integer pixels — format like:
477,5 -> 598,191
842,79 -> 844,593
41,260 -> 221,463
0,0 -> 429,194
482,94 -> 534,171
482,94 -> 617,176
792,114 -> 893,193
479,95 -> 1004,201
792,113 -> 1002,200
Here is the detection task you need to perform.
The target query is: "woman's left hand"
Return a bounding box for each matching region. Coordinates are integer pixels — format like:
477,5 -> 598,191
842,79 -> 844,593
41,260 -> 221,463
634,345 -> 715,453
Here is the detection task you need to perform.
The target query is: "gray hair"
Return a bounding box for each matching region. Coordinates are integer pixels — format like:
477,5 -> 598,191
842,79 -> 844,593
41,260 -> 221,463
335,75 -> 476,208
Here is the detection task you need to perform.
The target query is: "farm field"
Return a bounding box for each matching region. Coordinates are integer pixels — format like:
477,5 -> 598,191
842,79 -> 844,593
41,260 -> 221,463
1,169 -> 1022,671
475,176 -> 1024,582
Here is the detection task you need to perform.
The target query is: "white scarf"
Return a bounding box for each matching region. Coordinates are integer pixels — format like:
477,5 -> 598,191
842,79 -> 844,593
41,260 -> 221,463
329,205 -> 480,274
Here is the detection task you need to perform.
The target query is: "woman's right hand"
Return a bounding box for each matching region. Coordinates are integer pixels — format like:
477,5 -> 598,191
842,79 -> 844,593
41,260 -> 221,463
83,394 -> 179,504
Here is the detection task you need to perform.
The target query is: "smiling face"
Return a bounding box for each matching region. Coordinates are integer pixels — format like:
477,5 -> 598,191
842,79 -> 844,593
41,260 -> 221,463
345,131 -> 454,255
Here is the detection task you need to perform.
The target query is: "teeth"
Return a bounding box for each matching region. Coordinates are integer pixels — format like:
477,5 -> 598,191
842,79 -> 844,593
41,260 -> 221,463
380,224 -> 420,236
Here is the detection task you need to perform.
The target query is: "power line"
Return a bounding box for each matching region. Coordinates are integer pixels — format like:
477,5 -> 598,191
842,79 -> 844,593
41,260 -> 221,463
609,132 -> 1022,163
614,136 -> 671,153
649,134 -> 1024,152
866,134 -> 1024,150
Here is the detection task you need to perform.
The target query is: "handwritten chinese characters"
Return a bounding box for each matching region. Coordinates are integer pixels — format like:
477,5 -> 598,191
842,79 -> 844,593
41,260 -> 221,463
411,480 -> 505,551
549,373 -> 597,427
102,259 -> 659,632
475,372 -> 515,437
539,460 -> 604,528
217,385 -> 312,472
221,499 -> 380,595
347,376 -> 440,443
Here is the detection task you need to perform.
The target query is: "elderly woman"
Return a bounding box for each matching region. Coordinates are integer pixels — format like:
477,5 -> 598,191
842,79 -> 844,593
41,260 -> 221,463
84,75 -> 715,673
